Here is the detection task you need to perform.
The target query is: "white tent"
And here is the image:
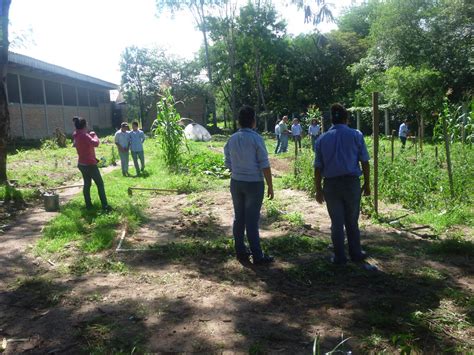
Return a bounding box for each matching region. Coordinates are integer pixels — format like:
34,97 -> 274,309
184,123 -> 212,142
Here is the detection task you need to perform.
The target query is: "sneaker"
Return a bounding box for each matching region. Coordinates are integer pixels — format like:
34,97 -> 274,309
253,254 -> 275,265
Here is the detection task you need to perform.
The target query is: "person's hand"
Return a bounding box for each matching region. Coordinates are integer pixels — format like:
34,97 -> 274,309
267,186 -> 274,200
362,182 -> 371,196
316,190 -> 324,204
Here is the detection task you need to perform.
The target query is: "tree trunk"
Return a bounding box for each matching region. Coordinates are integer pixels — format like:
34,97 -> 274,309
0,0 -> 11,183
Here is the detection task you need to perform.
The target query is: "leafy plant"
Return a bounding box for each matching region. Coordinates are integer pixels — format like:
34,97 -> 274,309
153,88 -> 187,171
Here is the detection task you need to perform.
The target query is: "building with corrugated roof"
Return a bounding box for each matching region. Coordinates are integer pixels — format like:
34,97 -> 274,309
6,52 -> 118,139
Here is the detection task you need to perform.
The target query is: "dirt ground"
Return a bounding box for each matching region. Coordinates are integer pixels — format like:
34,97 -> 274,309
0,162 -> 472,353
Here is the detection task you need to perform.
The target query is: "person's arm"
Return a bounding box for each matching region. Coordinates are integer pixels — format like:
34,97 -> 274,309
361,161 -> 370,196
141,131 -> 146,143
88,132 -> 100,147
114,133 -> 123,152
224,141 -> 231,171
314,167 -> 324,204
262,167 -> 274,200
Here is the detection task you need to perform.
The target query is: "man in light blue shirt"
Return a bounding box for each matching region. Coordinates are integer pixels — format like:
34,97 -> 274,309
115,122 -> 130,176
130,121 -> 146,176
398,119 -> 409,148
314,103 -> 371,265
224,105 -> 274,265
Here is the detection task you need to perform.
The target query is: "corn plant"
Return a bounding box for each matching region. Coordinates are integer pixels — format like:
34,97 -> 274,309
153,88 -> 186,171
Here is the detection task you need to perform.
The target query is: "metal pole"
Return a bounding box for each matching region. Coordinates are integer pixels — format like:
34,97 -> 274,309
372,93 -> 379,216
384,109 -> 389,136
356,111 -> 360,131
391,129 -> 395,162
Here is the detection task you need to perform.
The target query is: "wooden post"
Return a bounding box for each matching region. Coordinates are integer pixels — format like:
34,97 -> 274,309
391,130 -> 396,162
385,109 -> 389,136
420,115 -> 424,152
294,137 -> 298,177
442,115 -> 455,199
372,93 -> 379,216
415,132 -> 418,161
435,146 -> 438,160
356,111 -> 361,131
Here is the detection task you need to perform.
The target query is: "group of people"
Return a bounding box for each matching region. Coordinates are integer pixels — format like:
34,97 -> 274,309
225,103 -> 370,265
274,116 -> 321,154
72,104 -> 372,266
71,117 -> 146,212
114,121 -> 146,177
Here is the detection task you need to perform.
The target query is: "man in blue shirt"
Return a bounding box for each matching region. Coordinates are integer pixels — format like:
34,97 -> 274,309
224,105 -> 274,265
314,103 -> 371,265
130,121 -> 146,176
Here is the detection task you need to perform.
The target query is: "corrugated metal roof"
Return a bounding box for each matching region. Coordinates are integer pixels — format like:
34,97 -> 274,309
8,52 -> 118,90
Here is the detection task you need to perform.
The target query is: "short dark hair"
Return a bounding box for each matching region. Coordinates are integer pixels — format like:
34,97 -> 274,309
132,121 -> 139,127
73,116 -> 86,129
238,105 -> 255,128
331,103 -> 348,124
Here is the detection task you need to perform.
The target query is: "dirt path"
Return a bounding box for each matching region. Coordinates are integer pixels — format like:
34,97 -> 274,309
0,157 -> 472,353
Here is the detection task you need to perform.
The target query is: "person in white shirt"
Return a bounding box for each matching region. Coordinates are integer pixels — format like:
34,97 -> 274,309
274,119 -> 281,154
308,119 -> 321,152
115,122 -> 131,176
291,118 -> 302,150
398,120 -> 409,148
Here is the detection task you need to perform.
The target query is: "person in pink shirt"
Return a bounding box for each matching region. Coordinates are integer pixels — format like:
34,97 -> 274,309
72,117 -> 110,211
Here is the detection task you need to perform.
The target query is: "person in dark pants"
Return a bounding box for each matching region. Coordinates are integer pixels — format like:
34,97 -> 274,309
314,103 -> 370,265
224,105 -> 275,265
72,117 -> 110,211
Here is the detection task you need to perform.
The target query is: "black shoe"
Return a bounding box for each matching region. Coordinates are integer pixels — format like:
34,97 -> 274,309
351,251 -> 368,263
236,253 -> 251,263
102,205 -> 113,213
330,256 -> 347,265
253,254 -> 275,265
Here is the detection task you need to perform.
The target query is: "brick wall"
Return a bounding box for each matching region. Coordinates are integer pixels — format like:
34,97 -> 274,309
23,105 -> 48,139
175,96 -> 206,125
90,108 -> 99,130
48,106 -> 64,133
64,107 -> 78,134
9,104 -> 23,138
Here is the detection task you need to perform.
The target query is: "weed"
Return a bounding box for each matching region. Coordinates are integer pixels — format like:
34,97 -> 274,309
262,234 -> 328,257
263,198 -> 283,219
68,256 -> 128,275
283,211 -> 305,227
428,236 -> 474,256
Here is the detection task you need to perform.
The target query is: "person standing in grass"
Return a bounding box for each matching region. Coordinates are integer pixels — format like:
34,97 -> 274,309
314,103 -> 370,265
291,118 -> 302,151
277,116 -> 290,153
115,122 -> 131,176
274,118 -> 281,154
224,105 -> 275,265
308,119 -> 321,152
399,119 -> 409,148
72,116 -> 110,211
130,121 -> 146,176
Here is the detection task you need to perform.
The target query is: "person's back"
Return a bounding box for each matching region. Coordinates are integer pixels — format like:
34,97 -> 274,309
73,128 -> 99,165
316,125 -> 367,178
225,129 -> 268,182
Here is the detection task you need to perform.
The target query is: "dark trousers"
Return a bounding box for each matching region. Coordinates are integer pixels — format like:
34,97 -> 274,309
293,135 -> 302,149
323,176 -> 364,263
275,135 -> 281,154
131,150 -> 145,174
400,136 -> 407,148
230,179 -> 264,259
311,135 -> 317,152
78,164 -> 108,209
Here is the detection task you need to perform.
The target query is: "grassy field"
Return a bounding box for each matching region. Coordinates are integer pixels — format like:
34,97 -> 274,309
2,134 -> 472,353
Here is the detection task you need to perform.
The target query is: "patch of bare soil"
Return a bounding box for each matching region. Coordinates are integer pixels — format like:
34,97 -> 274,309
1,169 -> 473,353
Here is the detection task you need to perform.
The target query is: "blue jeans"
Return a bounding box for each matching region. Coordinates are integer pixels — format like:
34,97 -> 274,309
274,134 -> 281,154
119,150 -> 129,175
323,176 -> 364,263
278,134 -> 288,153
131,150 -> 145,174
230,179 -> 264,259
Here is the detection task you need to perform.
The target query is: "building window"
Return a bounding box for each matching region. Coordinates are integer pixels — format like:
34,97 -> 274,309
20,76 -> 44,104
62,84 -> 77,106
45,80 -> 62,105
6,73 -> 20,104
89,90 -> 99,107
98,91 -> 110,103
77,87 -> 89,106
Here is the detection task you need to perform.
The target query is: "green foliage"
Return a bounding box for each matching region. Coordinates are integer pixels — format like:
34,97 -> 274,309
182,151 -> 230,179
428,236 -> 474,257
153,89 -> 186,171
433,97 -> 474,144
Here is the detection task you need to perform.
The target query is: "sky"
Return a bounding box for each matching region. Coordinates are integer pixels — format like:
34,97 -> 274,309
9,0 -> 357,87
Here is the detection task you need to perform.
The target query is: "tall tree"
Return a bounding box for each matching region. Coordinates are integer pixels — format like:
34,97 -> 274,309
0,0 -> 11,183
156,0 -> 222,126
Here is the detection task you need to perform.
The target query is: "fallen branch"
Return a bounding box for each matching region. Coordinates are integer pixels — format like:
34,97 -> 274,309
127,187 -> 179,196
48,184 -> 83,191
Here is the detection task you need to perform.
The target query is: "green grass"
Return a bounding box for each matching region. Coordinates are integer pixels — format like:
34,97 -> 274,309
36,140 -> 226,259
